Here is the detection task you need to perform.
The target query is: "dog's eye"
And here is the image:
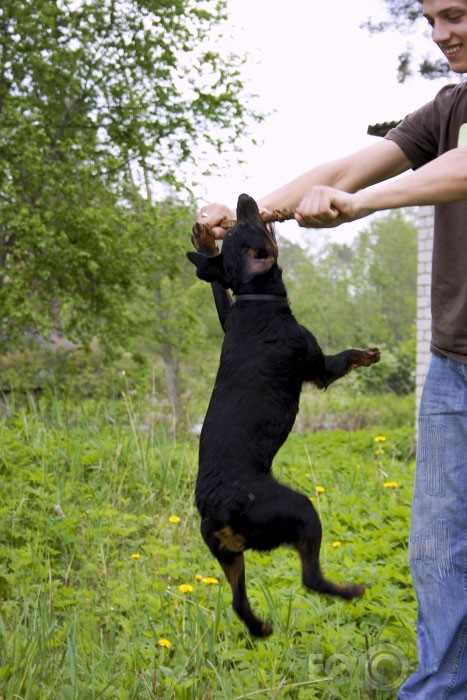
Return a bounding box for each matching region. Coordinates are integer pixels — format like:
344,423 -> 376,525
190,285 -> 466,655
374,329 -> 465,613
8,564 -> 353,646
255,249 -> 269,259
246,247 -> 270,260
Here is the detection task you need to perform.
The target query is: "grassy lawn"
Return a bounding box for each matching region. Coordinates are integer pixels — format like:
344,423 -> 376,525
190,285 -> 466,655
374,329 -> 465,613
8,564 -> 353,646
0,395 -> 417,699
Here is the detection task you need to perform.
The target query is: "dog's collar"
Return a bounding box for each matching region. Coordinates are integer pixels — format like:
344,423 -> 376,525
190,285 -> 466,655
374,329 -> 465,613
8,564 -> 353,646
233,294 -> 290,306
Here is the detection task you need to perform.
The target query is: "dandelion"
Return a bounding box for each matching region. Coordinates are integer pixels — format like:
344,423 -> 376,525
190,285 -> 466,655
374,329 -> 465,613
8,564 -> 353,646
179,584 -> 193,593
374,448 -> 385,456
130,553 -> 141,559
169,515 -> 180,523
202,577 -> 219,585
195,574 -> 203,581
374,435 -> 387,443
332,541 -> 342,549
158,638 -> 172,649
384,481 -> 399,489
316,486 -> 325,495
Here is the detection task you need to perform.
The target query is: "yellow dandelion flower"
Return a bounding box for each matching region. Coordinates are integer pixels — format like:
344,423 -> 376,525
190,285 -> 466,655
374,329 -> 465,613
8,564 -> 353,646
195,574 -> 203,581
202,577 -> 219,585
130,553 -> 141,559
374,436 -> 387,443
332,541 -> 342,549
384,481 -> 399,489
158,638 -> 172,649
316,486 -> 325,495
169,515 -> 180,523
179,584 -> 193,593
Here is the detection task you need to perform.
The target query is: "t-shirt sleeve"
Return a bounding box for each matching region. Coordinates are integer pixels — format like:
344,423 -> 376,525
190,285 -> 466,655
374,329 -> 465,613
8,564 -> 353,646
384,99 -> 439,169
384,83 -> 463,169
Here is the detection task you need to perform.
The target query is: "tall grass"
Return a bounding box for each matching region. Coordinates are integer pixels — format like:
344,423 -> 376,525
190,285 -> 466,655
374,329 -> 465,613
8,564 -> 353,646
1,393 -> 417,699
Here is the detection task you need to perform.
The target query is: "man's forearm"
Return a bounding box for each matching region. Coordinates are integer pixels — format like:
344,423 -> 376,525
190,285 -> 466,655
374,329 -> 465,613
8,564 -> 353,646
356,147 -> 467,215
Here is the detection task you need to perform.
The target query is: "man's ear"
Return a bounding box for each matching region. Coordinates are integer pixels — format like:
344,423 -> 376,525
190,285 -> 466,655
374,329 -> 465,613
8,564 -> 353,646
186,251 -> 227,285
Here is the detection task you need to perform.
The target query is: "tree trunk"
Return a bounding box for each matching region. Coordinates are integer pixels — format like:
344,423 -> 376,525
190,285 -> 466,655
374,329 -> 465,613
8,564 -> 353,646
161,343 -> 180,431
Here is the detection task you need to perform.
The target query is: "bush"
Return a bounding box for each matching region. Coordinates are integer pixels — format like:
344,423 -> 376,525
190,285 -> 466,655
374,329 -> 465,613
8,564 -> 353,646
354,342 -> 416,396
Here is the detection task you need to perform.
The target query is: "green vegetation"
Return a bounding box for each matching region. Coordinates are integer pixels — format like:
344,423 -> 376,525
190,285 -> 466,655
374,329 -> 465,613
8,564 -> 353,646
0,0 -> 261,350
1,208 -> 419,427
1,395 -> 417,699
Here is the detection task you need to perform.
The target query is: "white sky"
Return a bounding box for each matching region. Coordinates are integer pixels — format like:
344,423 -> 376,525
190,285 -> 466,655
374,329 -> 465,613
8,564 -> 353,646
192,0 -> 452,245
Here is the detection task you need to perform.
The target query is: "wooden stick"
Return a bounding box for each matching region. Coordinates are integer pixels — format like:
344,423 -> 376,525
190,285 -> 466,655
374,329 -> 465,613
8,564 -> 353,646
218,207 -> 296,231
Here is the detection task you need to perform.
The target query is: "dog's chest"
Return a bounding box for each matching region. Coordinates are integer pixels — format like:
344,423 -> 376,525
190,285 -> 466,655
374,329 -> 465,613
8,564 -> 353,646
220,313 -> 306,382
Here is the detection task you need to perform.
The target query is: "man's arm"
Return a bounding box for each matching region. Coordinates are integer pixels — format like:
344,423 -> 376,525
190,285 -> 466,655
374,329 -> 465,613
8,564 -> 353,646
298,146 -> 467,228
258,139 -> 411,211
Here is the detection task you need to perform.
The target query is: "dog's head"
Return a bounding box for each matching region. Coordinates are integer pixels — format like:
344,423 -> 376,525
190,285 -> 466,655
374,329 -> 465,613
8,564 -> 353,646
187,194 -> 280,293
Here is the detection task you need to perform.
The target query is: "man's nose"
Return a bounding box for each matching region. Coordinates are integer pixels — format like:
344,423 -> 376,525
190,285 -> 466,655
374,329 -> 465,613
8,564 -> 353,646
432,18 -> 451,44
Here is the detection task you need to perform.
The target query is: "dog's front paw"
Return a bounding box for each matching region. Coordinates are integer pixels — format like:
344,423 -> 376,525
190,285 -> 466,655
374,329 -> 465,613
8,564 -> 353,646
191,222 -> 219,257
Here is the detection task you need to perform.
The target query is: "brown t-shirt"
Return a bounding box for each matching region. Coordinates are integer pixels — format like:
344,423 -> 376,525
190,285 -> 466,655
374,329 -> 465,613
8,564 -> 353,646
385,82 -> 467,363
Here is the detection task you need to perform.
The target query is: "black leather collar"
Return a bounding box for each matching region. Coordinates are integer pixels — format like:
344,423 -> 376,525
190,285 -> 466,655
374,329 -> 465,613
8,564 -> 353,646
233,294 -> 289,306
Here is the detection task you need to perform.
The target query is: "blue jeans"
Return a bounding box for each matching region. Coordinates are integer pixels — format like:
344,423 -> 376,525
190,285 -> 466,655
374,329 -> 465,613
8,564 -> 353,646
399,355 -> 467,699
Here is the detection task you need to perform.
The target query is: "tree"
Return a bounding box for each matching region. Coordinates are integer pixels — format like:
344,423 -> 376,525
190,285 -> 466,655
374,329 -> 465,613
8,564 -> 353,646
278,213 -> 418,394
127,195 -> 204,422
365,212 -> 418,344
278,211 -> 417,350
362,0 -> 451,82
281,239 -> 358,353
0,0 -> 260,351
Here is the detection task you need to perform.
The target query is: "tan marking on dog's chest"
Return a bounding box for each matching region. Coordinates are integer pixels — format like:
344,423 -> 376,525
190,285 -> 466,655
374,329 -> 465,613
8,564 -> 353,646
214,526 -> 246,552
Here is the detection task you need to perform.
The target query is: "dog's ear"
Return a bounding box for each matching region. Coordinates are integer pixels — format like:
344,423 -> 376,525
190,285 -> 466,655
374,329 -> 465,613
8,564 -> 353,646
186,251 -> 228,285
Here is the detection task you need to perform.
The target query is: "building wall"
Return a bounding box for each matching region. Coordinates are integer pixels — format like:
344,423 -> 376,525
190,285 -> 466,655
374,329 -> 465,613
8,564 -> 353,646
416,206 -> 434,415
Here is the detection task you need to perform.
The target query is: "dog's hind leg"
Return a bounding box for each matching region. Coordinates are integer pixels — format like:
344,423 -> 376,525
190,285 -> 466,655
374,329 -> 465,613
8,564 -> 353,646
200,520 -> 272,637
218,551 -> 273,638
295,508 -> 365,600
296,539 -> 365,600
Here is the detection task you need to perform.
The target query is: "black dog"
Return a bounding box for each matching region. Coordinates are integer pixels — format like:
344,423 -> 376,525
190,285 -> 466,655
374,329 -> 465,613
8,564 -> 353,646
187,194 -> 380,637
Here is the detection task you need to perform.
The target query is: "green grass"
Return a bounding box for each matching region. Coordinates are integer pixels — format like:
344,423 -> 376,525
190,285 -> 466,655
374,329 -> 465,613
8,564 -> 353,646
0,395 -> 417,699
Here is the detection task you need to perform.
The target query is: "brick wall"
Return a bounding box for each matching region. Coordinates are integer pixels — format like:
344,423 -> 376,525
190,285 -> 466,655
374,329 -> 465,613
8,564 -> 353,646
416,206 -> 434,415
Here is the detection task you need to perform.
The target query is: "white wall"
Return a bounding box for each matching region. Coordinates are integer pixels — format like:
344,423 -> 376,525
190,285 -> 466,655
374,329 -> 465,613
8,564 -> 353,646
416,206 -> 434,417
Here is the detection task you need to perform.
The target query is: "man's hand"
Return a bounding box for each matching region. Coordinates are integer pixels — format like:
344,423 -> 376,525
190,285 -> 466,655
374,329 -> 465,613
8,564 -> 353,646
294,186 -> 372,228
196,203 -> 235,239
